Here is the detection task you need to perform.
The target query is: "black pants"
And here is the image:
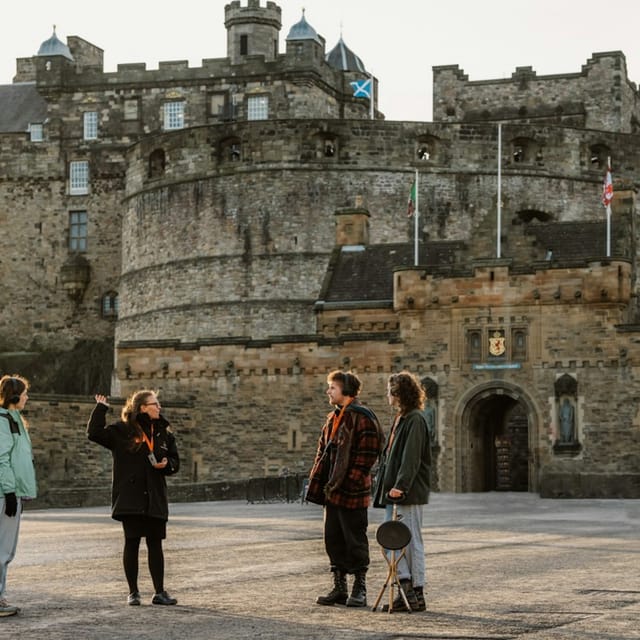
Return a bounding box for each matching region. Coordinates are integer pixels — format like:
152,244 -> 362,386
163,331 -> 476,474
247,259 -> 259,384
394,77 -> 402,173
324,504 -> 369,574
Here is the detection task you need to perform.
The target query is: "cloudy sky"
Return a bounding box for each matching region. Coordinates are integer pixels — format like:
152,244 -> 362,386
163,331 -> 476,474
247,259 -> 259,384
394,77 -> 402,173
1,0 -> 639,122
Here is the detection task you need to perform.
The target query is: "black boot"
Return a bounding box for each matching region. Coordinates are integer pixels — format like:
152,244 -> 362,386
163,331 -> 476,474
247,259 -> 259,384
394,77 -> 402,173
413,585 -> 426,611
346,570 -> 367,607
382,579 -> 418,612
316,570 -> 348,606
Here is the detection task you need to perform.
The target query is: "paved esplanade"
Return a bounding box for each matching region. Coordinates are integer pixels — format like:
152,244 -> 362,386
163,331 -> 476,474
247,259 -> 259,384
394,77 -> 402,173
4,493 -> 640,639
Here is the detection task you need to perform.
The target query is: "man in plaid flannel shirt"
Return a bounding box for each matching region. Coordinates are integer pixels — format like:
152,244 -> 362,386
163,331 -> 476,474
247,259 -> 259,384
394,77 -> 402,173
306,370 -> 383,608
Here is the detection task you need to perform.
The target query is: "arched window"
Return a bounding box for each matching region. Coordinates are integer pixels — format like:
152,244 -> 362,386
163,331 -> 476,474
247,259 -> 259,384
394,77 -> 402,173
148,149 -> 166,178
589,143 -> 611,171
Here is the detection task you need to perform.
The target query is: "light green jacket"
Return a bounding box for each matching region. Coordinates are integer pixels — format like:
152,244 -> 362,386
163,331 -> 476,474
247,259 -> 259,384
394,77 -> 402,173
0,409 -> 38,498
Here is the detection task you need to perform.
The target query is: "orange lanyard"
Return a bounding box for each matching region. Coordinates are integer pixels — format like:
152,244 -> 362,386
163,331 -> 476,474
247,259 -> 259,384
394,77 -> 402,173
141,425 -> 154,453
328,398 -> 353,442
386,414 -> 401,452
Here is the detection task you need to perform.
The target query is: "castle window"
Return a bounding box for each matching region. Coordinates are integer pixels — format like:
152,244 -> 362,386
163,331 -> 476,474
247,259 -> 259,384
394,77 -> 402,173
124,98 -> 139,121
69,161 -> 89,195
240,34 -> 248,55
101,291 -> 119,318
148,149 -> 166,178
29,123 -> 43,142
512,137 -> 534,163
415,135 -> 439,163
512,328 -> 527,361
589,144 -> 611,170
467,330 -> 482,362
220,137 -> 242,162
83,111 -> 98,140
163,101 -> 184,130
247,95 -> 269,121
209,92 -> 229,119
69,210 -> 88,252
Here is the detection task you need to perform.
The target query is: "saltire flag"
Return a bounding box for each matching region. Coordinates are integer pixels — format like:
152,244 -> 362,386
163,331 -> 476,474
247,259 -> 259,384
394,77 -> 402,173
407,180 -> 416,217
350,78 -> 372,99
602,164 -> 613,208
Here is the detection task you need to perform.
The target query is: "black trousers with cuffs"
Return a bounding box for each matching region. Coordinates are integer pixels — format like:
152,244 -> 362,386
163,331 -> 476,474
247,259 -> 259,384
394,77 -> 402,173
323,504 -> 369,574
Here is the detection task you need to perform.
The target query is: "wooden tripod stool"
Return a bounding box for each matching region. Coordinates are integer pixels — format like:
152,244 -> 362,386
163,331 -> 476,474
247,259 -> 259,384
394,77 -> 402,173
371,503 -> 413,613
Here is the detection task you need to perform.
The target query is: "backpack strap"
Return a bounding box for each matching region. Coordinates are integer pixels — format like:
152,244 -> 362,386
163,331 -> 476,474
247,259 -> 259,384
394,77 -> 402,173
0,410 -> 20,434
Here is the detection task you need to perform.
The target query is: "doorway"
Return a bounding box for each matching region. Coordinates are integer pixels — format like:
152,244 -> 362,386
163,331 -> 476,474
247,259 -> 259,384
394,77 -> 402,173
464,392 -> 530,492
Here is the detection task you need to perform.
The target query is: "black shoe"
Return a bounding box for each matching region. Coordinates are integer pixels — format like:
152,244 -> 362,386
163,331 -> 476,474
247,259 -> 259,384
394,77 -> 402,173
414,587 -> 426,612
127,591 -> 141,606
152,591 -> 177,605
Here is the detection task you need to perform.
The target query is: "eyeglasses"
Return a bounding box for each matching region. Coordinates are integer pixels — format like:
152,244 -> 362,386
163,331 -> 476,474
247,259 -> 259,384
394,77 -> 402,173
144,401 -> 160,407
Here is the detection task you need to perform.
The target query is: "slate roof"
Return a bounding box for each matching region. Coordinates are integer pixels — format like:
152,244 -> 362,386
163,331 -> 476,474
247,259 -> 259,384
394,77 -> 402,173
325,37 -> 366,73
0,83 -> 48,133
525,221 -> 630,262
320,220 -> 630,306
319,241 -> 464,304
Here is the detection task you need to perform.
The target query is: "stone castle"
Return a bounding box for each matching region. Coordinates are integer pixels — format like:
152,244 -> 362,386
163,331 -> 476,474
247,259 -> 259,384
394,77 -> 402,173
1,0 -> 639,502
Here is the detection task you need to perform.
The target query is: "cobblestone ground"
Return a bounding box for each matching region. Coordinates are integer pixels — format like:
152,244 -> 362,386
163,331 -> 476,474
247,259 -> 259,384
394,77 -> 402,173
3,493 -> 640,639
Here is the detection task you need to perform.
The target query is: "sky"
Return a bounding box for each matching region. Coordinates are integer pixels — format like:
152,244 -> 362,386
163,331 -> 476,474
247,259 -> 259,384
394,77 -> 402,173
2,0 -> 639,122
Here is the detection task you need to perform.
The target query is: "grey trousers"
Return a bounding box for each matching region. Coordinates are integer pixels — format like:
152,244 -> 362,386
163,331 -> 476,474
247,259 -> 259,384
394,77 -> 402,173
384,502 -> 425,587
0,496 -> 21,597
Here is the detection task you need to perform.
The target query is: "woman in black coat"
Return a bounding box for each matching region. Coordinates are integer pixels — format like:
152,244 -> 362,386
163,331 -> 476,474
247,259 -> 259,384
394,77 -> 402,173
88,390 -> 179,606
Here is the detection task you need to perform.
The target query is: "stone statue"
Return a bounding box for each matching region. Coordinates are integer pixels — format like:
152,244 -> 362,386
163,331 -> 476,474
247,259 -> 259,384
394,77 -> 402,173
423,403 -> 436,444
559,398 -> 575,444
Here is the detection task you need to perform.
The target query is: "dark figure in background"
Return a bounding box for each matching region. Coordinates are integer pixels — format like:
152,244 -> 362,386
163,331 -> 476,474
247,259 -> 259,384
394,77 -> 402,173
306,370 -> 383,609
87,390 -> 179,606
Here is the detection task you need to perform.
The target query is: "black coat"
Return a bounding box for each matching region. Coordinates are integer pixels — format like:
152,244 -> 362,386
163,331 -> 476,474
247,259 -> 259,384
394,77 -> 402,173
87,403 -> 179,521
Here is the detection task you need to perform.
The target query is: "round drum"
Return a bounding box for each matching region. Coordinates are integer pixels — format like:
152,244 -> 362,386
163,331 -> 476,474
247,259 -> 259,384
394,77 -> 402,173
375,519 -> 411,550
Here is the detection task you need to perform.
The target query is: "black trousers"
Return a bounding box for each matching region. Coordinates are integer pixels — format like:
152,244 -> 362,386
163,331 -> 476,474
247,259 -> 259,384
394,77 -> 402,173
323,504 -> 369,574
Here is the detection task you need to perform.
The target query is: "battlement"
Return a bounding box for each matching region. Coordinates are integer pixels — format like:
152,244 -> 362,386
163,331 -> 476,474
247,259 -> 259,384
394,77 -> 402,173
394,260 -> 632,311
433,51 -> 640,133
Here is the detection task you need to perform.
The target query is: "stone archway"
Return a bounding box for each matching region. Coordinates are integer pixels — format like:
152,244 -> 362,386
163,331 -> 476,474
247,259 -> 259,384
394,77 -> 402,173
456,383 -> 540,492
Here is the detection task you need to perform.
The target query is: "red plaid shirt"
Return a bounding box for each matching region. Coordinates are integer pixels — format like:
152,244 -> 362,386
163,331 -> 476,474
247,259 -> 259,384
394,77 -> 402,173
306,400 -> 382,509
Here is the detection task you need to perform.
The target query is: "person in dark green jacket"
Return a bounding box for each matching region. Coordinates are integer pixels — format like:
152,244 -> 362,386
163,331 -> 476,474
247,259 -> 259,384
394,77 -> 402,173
0,374 -> 37,618
373,371 -> 432,612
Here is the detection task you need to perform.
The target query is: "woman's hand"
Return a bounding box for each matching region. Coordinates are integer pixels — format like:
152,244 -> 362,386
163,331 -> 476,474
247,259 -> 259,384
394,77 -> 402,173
153,457 -> 168,470
95,394 -> 109,406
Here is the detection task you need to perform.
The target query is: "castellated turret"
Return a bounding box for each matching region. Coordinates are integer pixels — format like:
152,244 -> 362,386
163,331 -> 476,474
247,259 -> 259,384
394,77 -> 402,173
225,0 -> 282,64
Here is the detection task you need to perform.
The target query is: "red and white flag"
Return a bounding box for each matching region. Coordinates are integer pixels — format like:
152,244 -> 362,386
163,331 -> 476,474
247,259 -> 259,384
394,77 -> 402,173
602,165 -> 613,208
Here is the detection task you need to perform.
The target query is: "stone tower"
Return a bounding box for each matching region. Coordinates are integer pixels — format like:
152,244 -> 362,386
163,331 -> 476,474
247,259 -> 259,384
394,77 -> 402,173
225,0 -> 282,64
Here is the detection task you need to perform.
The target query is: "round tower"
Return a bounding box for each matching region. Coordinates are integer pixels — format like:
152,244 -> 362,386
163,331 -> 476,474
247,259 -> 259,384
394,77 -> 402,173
225,0 -> 282,65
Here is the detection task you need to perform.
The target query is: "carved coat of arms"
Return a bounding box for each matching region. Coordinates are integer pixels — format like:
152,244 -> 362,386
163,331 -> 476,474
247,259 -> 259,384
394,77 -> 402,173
489,330 -> 506,356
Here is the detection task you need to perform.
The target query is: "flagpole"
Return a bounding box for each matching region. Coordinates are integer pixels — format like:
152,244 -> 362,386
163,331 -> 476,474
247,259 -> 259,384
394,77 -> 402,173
414,169 -> 419,265
606,155 -> 611,257
369,72 -> 374,120
497,123 -> 502,259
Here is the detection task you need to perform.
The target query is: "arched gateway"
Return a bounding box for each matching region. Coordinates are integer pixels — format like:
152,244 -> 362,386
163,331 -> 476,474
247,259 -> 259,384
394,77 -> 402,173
455,383 -> 541,493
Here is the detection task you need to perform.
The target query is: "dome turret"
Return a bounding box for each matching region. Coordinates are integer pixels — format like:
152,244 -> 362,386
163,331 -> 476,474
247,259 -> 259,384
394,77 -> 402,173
286,10 -> 322,45
37,27 -> 74,61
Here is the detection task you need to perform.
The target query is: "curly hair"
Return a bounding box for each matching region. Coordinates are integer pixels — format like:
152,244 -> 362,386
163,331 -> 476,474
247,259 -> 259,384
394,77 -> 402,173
387,371 -> 426,414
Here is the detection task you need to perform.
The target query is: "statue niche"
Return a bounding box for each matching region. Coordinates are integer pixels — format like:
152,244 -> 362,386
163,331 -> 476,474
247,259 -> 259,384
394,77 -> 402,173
553,374 -> 581,454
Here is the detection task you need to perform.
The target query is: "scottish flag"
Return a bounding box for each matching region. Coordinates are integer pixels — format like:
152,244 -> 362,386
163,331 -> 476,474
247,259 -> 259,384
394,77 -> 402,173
350,78 -> 372,98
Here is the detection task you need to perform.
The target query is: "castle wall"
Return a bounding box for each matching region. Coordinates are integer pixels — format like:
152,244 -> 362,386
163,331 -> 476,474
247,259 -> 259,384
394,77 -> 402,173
433,52 -> 640,133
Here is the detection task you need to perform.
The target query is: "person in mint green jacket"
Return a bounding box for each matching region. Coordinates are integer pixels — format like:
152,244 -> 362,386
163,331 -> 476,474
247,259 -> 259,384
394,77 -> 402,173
0,375 -> 37,618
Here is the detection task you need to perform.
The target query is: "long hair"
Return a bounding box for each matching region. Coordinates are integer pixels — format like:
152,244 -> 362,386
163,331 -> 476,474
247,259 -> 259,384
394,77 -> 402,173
121,389 -> 157,449
0,374 -> 29,409
387,371 -> 426,415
